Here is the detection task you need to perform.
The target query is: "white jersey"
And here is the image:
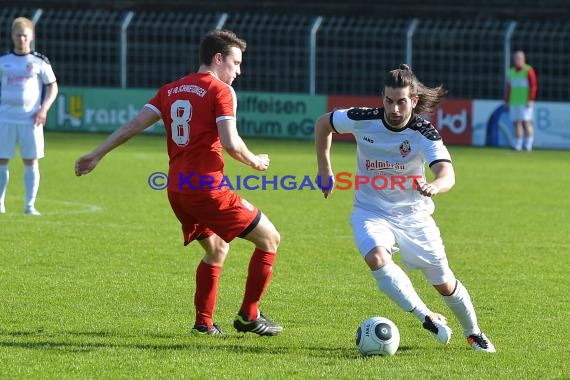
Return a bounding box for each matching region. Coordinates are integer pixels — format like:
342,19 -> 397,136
0,51 -> 57,122
331,107 -> 452,217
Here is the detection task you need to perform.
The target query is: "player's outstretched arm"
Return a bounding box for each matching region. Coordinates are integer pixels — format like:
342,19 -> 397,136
416,161 -> 455,197
75,107 -> 160,176
315,113 -> 335,198
218,119 -> 269,171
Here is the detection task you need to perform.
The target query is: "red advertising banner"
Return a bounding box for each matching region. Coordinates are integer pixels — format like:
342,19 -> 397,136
431,99 -> 472,145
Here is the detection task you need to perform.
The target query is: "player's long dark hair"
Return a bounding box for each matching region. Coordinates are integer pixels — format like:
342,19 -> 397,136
383,64 -> 447,115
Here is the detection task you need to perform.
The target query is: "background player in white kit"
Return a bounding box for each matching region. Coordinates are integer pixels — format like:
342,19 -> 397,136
0,17 -> 58,215
315,64 -> 496,352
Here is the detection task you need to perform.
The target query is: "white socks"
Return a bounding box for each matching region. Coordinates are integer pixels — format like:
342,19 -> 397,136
514,137 -> 533,151
524,137 -> 534,151
0,163 -> 41,212
371,261 -> 431,322
442,280 -> 481,336
0,164 -> 8,212
24,163 -> 40,209
373,263 -> 484,337
514,137 -> 523,151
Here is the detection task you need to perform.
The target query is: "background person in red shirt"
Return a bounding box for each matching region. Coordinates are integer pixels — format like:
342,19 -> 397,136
505,50 -> 538,151
75,29 -> 282,336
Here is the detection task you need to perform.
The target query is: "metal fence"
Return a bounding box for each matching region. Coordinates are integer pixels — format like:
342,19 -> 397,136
411,19 -> 508,100
316,16 -> 411,96
2,6 -> 569,101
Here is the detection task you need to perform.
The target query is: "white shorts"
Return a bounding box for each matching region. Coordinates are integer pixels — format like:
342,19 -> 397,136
0,121 -> 45,159
509,105 -> 534,122
350,207 -> 455,285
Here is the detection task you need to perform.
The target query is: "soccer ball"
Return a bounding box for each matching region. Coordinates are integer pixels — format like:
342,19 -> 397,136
356,316 -> 400,356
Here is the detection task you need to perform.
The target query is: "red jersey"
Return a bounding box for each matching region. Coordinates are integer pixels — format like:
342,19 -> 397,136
145,72 -> 237,194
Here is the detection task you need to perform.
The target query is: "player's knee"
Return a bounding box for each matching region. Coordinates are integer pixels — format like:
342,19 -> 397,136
204,247 -> 228,266
23,159 -> 37,166
265,228 -> 280,252
364,247 -> 391,270
433,281 -> 456,296
246,216 -> 280,252
202,238 -> 229,264
218,243 -> 230,256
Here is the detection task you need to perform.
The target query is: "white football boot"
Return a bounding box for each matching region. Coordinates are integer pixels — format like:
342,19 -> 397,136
422,313 -> 452,344
467,333 -> 496,353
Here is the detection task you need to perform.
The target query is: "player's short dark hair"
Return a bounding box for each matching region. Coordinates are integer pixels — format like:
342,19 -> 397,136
199,29 -> 247,66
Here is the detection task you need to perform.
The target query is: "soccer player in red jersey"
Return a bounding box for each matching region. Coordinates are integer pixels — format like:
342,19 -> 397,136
75,29 -> 282,336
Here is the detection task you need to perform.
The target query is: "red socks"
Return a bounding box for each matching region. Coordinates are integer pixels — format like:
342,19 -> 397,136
194,260 -> 221,328
240,249 -> 276,320
194,249 -> 276,326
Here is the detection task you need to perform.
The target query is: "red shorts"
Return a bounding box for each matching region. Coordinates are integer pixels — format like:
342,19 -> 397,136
167,189 -> 261,245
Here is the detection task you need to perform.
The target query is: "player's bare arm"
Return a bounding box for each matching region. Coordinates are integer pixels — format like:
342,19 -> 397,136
416,161 -> 455,197
315,113 -> 335,198
218,119 -> 269,171
34,82 -> 58,127
75,107 -> 160,176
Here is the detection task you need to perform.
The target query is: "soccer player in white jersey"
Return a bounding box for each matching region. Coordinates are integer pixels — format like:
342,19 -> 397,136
0,17 -> 58,215
315,64 -> 495,353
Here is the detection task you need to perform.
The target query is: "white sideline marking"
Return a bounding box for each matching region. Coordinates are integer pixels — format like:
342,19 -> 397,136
1,198 -> 102,216
40,199 -> 103,215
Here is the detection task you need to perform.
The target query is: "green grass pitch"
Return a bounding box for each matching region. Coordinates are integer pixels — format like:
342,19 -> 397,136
1,132 -> 569,379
